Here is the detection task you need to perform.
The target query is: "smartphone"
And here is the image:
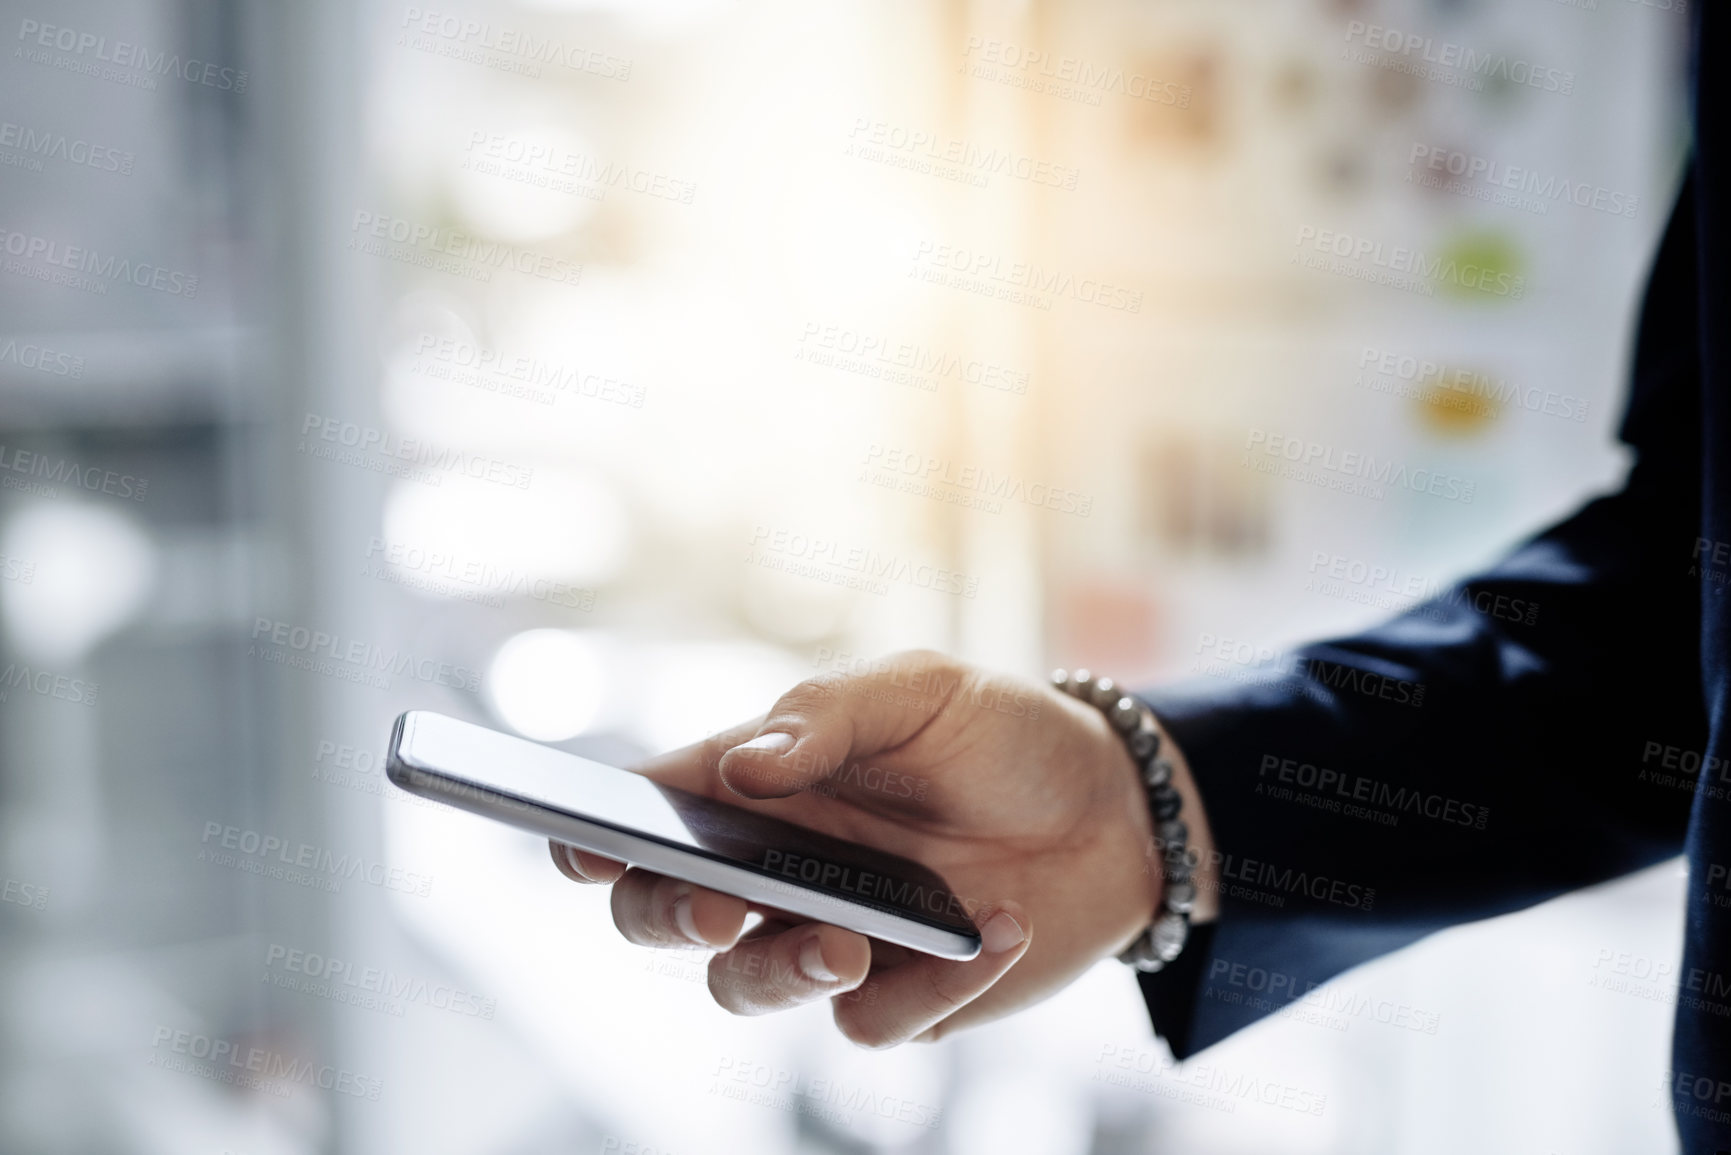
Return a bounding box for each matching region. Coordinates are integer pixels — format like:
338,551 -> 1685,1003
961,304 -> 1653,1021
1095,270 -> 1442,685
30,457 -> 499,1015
386,710 -> 982,960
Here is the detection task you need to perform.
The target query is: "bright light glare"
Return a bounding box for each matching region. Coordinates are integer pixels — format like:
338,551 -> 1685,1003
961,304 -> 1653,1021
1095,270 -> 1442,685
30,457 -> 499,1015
486,628 -> 606,741
0,503 -> 156,664
626,639 -> 810,752
382,471 -> 630,587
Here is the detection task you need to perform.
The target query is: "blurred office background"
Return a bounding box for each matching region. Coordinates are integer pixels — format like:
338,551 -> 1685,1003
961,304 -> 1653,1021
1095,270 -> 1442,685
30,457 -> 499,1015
0,0 -> 1692,1151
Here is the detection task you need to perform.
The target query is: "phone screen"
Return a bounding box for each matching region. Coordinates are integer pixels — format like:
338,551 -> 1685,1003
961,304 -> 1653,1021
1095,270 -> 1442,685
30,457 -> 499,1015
393,711 -> 976,936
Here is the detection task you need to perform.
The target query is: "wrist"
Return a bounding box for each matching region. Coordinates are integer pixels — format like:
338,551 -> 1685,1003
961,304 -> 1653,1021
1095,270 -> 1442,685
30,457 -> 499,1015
1054,669 -> 1220,971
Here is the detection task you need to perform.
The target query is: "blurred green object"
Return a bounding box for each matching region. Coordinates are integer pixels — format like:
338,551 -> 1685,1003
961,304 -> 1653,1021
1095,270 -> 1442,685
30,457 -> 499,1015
1438,230 -> 1526,302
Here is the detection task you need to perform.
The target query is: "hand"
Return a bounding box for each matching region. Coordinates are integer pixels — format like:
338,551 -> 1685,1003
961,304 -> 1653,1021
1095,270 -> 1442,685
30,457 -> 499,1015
548,649 -> 1216,1048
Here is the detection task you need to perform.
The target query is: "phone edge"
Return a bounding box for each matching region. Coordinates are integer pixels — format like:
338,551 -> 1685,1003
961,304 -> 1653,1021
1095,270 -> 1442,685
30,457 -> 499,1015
385,710 -> 984,962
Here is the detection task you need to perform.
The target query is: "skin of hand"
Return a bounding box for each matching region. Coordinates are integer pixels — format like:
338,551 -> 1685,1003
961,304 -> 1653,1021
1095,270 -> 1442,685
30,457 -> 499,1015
548,649 -> 1219,1049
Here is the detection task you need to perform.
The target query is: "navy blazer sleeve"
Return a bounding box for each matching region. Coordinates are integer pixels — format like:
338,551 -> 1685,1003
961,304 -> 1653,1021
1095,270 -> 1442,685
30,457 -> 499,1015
1135,169 -> 1706,1058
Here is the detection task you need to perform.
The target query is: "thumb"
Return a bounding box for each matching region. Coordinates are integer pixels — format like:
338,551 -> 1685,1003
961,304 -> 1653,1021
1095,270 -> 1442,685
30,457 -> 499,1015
716,652 -> 958,799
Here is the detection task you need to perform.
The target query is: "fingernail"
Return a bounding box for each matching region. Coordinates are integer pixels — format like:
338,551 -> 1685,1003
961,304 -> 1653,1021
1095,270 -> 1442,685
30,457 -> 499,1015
564,845 -> 595,882
734,731 -> 795,755
799,935 -> 839,982
981,910 -> 1025,953
672,891 -> 704,944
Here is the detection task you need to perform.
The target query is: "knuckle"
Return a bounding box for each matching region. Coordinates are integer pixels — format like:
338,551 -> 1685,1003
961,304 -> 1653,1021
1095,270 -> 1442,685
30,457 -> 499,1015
776,676 -> 845,716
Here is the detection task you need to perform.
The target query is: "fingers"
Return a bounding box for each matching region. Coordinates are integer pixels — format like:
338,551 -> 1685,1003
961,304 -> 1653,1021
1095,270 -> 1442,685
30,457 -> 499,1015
707,921 -> 873,1014
718,650 -> 956,800
832,902 -> 1031,1049
548,841 -> 626,884
609,867 -> 749,950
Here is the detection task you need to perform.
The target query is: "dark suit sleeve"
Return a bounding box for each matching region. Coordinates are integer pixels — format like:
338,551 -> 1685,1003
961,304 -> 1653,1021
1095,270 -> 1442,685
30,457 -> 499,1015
1134,169 -> 1707,1058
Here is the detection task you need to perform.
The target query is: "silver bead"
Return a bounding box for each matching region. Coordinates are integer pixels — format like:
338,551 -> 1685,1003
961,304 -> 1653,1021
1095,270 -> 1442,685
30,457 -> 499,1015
1157,818 -> 1188,848
1050,669 -> 1070,691
1089,676 -> 1119,709
1069,668 -> 1094,696
1128,727 -> 1161,761
1150,912 -> 1189,961
1142,757 -> 1173,789
1110,696 -> 1141,733
1120,936 -> 1166,973
1163,880 -> 1197,914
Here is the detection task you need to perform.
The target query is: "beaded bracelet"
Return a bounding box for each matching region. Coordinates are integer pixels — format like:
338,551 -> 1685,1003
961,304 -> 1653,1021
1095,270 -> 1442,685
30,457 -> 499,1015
1052,668 -> 1195,973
